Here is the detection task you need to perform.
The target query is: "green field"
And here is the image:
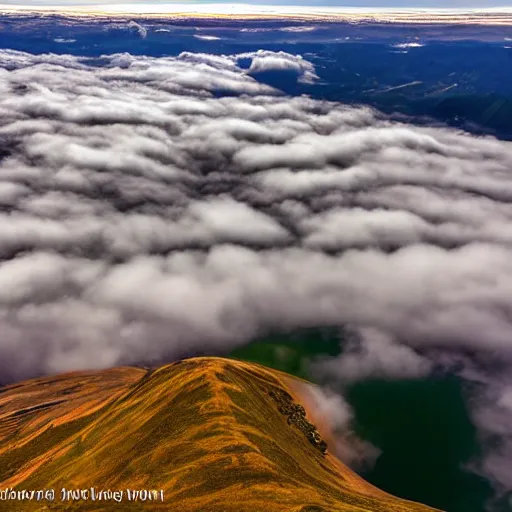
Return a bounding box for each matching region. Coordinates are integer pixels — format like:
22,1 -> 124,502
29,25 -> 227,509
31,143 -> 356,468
229,327 -> 343,379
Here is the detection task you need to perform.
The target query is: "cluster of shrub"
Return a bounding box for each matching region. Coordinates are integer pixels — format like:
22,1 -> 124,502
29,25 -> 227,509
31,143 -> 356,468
268,388 -> 327,455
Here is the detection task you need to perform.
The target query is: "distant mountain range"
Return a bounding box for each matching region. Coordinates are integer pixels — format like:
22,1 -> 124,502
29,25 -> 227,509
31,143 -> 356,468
1,14 -> 510,140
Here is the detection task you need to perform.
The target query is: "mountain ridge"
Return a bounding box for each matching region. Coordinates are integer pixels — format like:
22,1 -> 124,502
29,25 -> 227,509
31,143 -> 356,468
0,357 -> 442,511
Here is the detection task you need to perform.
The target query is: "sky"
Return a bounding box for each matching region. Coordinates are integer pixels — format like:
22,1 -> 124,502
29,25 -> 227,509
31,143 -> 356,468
2,0 -> 512,9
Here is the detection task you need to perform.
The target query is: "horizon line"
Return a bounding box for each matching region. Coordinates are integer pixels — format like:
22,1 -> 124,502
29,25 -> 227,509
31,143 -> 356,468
1,4 -> 512,23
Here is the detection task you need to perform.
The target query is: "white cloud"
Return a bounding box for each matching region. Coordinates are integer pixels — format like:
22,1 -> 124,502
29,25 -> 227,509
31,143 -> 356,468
315,328 -> 433,383
0,49 -> 512,495
300,382 -> 381,470
127,20 -> 148,39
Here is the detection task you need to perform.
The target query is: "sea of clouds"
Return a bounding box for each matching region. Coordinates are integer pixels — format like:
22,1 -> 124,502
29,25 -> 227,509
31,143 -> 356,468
0,48 -> 512,501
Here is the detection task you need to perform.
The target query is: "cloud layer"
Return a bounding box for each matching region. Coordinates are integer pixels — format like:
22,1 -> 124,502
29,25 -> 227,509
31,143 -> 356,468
1,48 -> 512,499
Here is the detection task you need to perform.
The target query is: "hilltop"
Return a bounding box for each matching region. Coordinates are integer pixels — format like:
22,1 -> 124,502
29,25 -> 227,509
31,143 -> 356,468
0,357 -> 441,511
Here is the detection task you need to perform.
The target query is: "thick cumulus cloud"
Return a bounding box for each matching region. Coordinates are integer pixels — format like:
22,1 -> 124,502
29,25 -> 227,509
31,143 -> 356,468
235,50 -> 319,84
1,48 -> 512,498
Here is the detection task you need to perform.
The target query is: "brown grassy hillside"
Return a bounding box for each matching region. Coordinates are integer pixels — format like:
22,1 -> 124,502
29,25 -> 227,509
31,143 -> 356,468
0,357 -> 441,512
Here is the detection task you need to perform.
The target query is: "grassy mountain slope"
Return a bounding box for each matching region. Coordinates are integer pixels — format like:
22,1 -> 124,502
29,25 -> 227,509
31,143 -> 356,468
0,357 -> 441,512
